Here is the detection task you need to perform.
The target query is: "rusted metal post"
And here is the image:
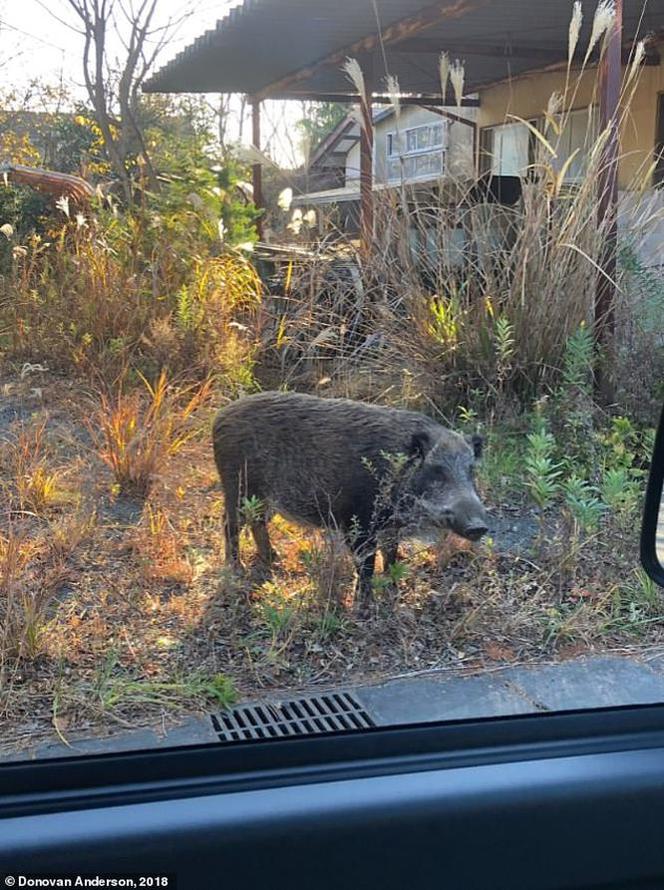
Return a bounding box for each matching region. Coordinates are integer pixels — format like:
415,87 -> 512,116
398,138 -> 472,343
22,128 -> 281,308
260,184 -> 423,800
595,0 -> 622,399
359,73 -> 374,254
251,96 -> 264,240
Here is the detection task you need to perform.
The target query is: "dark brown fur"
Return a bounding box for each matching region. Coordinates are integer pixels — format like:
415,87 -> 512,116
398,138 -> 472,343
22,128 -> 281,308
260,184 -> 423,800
212,391 -> 487,612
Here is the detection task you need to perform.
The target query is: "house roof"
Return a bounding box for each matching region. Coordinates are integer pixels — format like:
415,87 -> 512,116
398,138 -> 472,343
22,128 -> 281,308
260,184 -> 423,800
308,107 -> 394,168
144,0 -> 663,99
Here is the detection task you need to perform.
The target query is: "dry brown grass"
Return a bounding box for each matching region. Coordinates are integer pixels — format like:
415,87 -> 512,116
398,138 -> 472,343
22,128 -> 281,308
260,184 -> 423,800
261,31 -> 663,417
0,420 -> 75,516
92,371 -> 213,497
2,217 -> 262,387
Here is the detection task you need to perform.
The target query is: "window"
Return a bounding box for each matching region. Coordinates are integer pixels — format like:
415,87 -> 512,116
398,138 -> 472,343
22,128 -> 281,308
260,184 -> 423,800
481,109 -> 595,182
480,121 -> 532,177
655,94 -> 664,187
386,122 -> 447,182
547,106 -> 598,181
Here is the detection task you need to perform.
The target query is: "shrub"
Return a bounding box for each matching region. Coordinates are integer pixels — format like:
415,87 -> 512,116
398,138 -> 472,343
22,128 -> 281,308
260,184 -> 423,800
92,371 -> 212,497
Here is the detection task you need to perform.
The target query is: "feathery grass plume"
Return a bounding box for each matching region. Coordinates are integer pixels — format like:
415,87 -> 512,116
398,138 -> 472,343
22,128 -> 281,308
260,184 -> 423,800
278,187 -> 293,212
624,39 -> 646,90
450,59 -> 465,108
385,74 -> 401,119
343,57 -> 367,104
564,1 -> 584,105
568,1 -> 583,64
583,0 -> 615,66
55,195 -> 70,218
346,104 -> 363,129
439,52 -> 450,104
287,208 -> 303,235
543,91 -> 563,139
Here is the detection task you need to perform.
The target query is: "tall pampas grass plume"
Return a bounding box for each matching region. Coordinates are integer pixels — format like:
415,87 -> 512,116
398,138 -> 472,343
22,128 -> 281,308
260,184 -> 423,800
450,59 -> 465,108
568,2 -> 583,63
343,57 -> 367,104
583,0 -> 615,66
385,74 -> 401,119
439,52 -> 450,104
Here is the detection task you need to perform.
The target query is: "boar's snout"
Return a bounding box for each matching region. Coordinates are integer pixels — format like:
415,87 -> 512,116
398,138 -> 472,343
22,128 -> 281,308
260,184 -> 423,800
462,521 -> 489,542
450,495 -> 489,542
423,496 -> 489,542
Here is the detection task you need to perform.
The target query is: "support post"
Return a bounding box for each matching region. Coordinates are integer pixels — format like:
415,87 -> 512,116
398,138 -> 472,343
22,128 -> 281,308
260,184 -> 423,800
595,0 -> 622,400
251,96 -> 264,240
359,75 -> 374,255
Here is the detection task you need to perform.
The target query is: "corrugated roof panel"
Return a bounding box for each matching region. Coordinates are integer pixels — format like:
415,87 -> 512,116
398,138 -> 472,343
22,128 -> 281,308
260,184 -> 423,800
144,0 -> 664,96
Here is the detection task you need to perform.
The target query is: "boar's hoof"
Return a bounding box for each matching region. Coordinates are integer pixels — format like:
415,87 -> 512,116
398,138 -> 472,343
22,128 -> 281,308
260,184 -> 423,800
355,588 -> 373,619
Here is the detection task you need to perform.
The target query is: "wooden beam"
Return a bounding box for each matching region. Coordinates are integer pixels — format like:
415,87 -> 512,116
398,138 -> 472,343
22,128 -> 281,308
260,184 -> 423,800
595,0 -> 622,401
359,73 -> 374,256
395,38 -> 560,58
273,92 -> 480,107
423,105 -> 476,128
256,0 -> 484,100
394,37 -> 658,65
251,97 -> 264,239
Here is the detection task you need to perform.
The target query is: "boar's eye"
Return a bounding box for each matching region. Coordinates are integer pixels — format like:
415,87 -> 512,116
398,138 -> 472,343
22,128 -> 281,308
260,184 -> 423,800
409,431 -> 431,461
468,434 -> 484,460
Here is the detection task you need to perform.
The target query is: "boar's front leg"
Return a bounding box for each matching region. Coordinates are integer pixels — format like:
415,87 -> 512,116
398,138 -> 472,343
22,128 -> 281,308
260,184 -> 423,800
380,531 -> 400,573
251,519 -> 280,566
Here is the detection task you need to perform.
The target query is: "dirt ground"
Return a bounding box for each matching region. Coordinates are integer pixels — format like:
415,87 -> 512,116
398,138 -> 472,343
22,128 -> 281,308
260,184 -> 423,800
0,369 -> 659,755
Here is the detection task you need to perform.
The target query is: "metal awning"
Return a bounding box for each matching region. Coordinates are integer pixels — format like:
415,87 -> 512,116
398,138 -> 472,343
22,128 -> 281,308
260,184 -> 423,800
144,0 -> 662,100
293,185 -> 360,206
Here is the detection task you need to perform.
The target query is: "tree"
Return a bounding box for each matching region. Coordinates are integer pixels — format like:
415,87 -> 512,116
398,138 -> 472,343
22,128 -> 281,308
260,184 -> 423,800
296,102 -> 347,158
58,0 -> 192,203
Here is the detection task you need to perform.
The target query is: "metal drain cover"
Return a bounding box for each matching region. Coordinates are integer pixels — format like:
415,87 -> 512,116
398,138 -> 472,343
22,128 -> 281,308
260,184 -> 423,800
211,691 -> 375,742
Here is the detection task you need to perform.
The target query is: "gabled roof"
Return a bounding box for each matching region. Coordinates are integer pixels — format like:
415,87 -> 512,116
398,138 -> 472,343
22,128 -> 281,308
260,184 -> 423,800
308,107 -> 394,168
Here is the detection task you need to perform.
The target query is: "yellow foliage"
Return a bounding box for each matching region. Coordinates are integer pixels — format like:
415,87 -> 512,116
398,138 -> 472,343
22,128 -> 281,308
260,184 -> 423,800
0,132 -> 40,166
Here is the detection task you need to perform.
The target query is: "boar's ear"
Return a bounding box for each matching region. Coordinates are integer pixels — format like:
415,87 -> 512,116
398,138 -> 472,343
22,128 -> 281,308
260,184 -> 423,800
409,430 -> 431,461
468,434 -> 484,460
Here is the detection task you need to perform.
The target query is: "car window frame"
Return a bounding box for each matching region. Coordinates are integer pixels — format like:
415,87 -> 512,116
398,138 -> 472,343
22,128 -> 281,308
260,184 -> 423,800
640,400 -> 664,587
4,702 -> 664,820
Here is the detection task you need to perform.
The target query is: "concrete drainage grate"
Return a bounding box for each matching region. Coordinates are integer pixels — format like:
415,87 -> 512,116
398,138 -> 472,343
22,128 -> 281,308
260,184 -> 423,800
210,691 -> 375,742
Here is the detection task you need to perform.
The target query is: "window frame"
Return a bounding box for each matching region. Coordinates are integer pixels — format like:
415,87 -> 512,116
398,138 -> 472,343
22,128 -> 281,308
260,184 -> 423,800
479,107 -> 597,182
653,91 -> 664,187
2,701 -> 664,825
385,121 -> 448,183
478,119 -> 538,178
544,104 -> 599,183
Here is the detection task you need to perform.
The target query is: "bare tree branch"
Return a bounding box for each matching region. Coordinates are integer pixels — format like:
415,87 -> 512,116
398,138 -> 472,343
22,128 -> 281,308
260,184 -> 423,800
49,0 -> 188,203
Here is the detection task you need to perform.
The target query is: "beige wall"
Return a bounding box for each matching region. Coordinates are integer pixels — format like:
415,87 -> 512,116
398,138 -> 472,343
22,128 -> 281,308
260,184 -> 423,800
345,104 -> 476,187
477,53 -> 664,189
346,140 -> 360,183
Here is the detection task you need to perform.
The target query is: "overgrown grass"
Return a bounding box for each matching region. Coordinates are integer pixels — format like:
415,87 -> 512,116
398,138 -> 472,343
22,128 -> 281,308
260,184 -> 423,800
92,371 -> 212,497
1,210 -> 261,386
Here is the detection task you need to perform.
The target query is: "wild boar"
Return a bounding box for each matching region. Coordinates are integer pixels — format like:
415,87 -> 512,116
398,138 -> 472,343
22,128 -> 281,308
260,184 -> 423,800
212,391 -> 488,612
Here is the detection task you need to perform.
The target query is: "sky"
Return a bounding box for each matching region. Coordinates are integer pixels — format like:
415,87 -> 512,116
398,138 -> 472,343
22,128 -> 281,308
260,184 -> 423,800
0,0 -> 305,166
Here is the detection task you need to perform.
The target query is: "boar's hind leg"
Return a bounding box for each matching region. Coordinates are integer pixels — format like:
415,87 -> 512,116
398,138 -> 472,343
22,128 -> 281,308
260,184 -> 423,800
221,471 -> 242,569
251,519 -> 279,566
380,532 -> 400,572
223,502 -> 241,568
346,527 -> 377,616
